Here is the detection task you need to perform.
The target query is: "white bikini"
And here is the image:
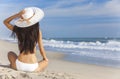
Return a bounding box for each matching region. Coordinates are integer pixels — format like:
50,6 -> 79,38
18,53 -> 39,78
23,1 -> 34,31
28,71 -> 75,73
16,59 -> 38,72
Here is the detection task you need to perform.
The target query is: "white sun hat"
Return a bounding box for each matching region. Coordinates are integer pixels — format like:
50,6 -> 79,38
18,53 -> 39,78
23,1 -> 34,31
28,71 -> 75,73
14,7 -> 44,27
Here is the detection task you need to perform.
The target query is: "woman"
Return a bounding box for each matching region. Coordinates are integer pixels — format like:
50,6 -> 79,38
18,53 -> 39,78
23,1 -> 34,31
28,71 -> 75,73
3,7 -> 48,72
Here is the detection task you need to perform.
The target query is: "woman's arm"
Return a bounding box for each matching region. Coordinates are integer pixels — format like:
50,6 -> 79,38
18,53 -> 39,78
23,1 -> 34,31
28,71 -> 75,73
3,11 -> 24,31
38,30 -> 48,61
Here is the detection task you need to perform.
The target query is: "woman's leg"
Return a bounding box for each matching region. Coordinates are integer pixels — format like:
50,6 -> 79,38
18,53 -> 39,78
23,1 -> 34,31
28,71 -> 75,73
8,51 -> 17,70
35,60 -> 48,72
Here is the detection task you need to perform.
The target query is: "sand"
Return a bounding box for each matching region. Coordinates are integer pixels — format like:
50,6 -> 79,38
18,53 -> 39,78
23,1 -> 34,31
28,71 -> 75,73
0,40 -> 120,79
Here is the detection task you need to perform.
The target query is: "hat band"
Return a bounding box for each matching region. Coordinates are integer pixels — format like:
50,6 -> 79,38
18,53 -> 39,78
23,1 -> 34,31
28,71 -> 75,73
21,11 -> 35,23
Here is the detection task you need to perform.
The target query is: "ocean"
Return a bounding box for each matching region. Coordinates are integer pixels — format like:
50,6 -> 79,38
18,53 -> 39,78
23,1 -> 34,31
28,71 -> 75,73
43,38 -> 120,68
1,37 -> 120,68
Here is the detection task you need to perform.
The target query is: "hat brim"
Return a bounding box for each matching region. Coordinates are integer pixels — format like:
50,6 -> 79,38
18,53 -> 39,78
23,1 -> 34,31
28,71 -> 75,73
14,7 -> 44,27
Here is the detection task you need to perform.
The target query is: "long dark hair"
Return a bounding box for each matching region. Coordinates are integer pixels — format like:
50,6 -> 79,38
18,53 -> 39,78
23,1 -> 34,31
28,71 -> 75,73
11,22 -> 40,54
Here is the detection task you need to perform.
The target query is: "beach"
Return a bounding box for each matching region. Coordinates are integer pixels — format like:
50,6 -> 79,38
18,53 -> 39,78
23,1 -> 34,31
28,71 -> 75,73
0,40 -> 120,79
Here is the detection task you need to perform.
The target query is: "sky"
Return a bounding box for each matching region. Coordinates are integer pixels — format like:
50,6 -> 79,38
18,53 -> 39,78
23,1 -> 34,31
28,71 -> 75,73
0,0 -> 120,38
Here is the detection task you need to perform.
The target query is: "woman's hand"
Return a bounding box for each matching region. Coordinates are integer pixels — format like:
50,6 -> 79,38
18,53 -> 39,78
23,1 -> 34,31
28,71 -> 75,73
43,57 -> 49,62
17,10 -> 25,17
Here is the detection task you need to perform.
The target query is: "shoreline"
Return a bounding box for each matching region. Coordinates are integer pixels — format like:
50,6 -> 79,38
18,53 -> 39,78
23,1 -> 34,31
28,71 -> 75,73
2,38 -> 120,69
0,39 -> 120,79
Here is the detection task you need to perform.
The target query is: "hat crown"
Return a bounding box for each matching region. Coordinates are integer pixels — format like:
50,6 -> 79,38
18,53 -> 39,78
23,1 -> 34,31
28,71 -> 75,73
22,8 -> 34,19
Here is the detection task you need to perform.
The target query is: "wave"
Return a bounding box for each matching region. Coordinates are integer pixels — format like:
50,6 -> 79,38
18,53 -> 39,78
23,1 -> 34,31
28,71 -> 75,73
1,38 -> 120,61
43,39 -> 120,51
2,37 -> 120,52
43,39 -> 120,61
0,37 -> 17,43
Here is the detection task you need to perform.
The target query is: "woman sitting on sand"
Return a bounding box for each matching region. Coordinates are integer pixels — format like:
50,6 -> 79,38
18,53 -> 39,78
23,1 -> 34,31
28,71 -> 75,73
3,7 -> 48,72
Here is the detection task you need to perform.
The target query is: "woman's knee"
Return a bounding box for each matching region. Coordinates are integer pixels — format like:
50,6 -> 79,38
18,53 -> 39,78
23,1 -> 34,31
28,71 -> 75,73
8,51 -> 17,57
43,60 -> 49,65
8,51 -> 13,57
38,60 -> 48,67
36,60 -> 48,72
8,51 -> 17,62
45,60 -> 48,65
